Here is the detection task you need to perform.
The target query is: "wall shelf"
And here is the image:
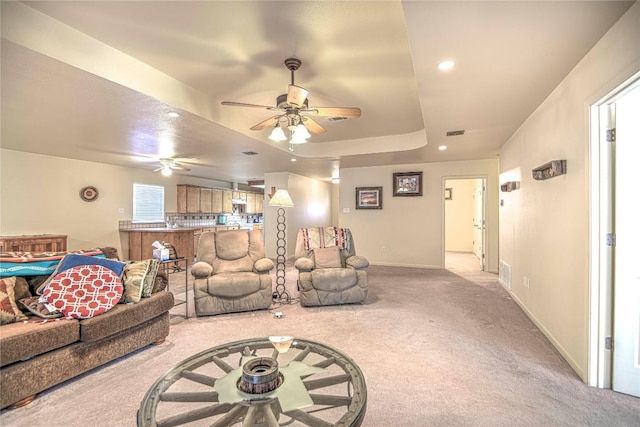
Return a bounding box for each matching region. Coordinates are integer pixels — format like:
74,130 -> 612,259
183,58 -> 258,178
532,160 -> 567,180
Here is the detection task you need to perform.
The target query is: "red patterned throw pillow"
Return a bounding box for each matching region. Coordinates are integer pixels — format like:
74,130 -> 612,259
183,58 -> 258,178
43,265 -> 123,319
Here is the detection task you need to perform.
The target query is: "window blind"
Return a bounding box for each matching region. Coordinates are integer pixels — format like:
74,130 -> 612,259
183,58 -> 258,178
133,183 -> 165,222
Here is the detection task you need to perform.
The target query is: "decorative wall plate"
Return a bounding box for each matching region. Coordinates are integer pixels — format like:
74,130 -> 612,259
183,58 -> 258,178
80,186 -> 99,202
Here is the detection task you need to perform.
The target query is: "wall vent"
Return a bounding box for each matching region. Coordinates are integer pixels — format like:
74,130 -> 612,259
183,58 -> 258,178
446,130 -> 465,136
242,151 -> 258,156
499,260 -> 512,290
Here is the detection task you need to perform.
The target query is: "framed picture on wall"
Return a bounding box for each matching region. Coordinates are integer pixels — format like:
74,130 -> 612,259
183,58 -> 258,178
393,172 -> 423,196
355,187 -> 383,209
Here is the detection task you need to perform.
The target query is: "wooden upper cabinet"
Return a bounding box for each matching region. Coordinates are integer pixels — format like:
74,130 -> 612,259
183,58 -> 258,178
246,192 -> 256,214
222,190 -> 233,213
255,193 -> 264,214
200,188 -> 213,212
212,189 -> 223,213
186,186 -> 201,213
177,185 -> 188,213
177,185 -> 263,214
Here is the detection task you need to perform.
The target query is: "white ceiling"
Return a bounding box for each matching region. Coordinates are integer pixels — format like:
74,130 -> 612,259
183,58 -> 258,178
1,1 -> 634,183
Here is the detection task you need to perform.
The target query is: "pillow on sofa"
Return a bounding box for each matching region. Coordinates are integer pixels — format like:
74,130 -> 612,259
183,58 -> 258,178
121,260 -> 149,303
313,246 -> 343,268
19,296 -> 64,319
36,253 -> 126,295
42,265 -> 123,319
0,277 -> 29,324
142,259 -> 160,297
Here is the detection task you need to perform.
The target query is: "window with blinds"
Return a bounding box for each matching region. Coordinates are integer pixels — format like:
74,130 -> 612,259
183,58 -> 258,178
133,183 -> 165,223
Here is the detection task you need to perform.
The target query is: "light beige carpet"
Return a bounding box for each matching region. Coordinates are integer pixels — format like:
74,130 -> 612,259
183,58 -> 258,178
1,263 -> 638,426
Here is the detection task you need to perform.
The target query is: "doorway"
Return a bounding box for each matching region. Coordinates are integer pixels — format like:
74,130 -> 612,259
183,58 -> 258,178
444,178 -> 486,272
589,73 -> 640,397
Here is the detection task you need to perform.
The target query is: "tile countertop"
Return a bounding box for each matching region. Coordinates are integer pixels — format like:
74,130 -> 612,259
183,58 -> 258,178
120,225 -> 240,232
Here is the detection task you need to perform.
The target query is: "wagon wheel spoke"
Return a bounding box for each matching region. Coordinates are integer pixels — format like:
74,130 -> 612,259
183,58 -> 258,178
293,346 -> 311,362
285,409 -> 334,427
210,404 -> 247,427
309,393 -> 352,407
304,374 -> 351,390
156,403 -> 235,427
180,370 -> 217,387
212,355 -> 235,373
160,391 -> 219,402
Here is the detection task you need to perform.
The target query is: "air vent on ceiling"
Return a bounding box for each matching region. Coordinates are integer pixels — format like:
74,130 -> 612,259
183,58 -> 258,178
242,151 -> 258,155
446,130 -> 465,136
326,117 -> 349,122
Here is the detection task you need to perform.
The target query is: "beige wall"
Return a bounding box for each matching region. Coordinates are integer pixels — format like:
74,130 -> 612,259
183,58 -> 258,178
0,149 -> 232,258
499,2 -> 640,381
338,159 -> 500,272
263,172 -> 333,259
444,178 -> 478,252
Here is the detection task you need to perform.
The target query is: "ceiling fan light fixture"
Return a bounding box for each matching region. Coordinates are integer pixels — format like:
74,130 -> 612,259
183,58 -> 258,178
293,123 -> 311,141
268,123 -> 287,141
161,165 -> 173,176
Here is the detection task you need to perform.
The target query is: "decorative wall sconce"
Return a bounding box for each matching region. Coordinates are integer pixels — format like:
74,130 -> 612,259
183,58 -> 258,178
532,160 -> 567,180
500,181 -> 521,192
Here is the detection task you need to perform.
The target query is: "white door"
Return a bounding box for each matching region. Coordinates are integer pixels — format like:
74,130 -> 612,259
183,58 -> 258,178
612,83 -> 640,397
472,180 -> 485,270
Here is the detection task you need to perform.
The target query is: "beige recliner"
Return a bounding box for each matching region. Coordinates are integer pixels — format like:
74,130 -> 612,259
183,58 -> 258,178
294,227 -> 369,306
191,229 -> 274,316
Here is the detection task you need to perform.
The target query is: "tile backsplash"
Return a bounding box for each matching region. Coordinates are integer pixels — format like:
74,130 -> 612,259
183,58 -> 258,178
119,213 -> 263,230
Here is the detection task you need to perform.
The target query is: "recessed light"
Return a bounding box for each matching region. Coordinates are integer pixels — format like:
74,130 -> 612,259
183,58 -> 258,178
167,112 -> 180,118
438,60 -> 455,71
291,158 -> 297,162
439,145 -> 447,151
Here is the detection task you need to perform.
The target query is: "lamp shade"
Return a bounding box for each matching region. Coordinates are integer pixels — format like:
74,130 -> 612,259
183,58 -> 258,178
268,124 -> 287,142
268,189 -> 294,208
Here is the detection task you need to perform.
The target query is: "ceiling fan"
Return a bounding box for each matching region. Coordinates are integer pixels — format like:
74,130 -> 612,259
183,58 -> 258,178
153,158 -> 191,176
221,58 -> 361,145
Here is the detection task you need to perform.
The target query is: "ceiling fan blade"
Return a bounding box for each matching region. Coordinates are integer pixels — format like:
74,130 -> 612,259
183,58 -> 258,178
153,166 -> 163,172
171,164 -> 191,171
250,116 -> 280,131
302,116 -> 327,135
287,85 -> 309,108
306,106 -> 361,118
221,101 -> 273,109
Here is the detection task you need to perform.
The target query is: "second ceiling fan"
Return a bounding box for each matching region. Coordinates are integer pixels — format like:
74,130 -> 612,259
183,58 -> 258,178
221,58 -> 361,144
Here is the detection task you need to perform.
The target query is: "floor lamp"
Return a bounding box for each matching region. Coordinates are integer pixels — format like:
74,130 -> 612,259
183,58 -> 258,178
268,189 -> 294,302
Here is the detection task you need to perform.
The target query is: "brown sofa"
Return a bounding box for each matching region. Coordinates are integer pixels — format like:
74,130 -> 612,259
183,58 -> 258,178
0,276 -> 174,409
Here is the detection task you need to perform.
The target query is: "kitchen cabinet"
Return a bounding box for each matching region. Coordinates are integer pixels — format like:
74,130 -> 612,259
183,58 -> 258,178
186,186 -> 201,213
246,192 -> 257,214
200,188 -> 213,212
177,185 -> 263,214
177,185 -> 203,213
0,234 -> 67,252
212,189 -> 223,213
255,194 -> 264,214
222,190 -> 233,213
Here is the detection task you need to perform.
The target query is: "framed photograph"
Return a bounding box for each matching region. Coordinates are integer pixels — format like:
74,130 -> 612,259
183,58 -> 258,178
445,187 -> 453,200
355,187 -> 383,209
393,172 -> 423,196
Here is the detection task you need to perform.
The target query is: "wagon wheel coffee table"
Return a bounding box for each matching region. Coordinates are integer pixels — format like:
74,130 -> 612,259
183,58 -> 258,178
137,337 -> 367,426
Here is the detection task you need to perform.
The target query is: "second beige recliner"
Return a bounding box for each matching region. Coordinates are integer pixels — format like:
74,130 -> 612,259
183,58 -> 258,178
294,227 -> 369,306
